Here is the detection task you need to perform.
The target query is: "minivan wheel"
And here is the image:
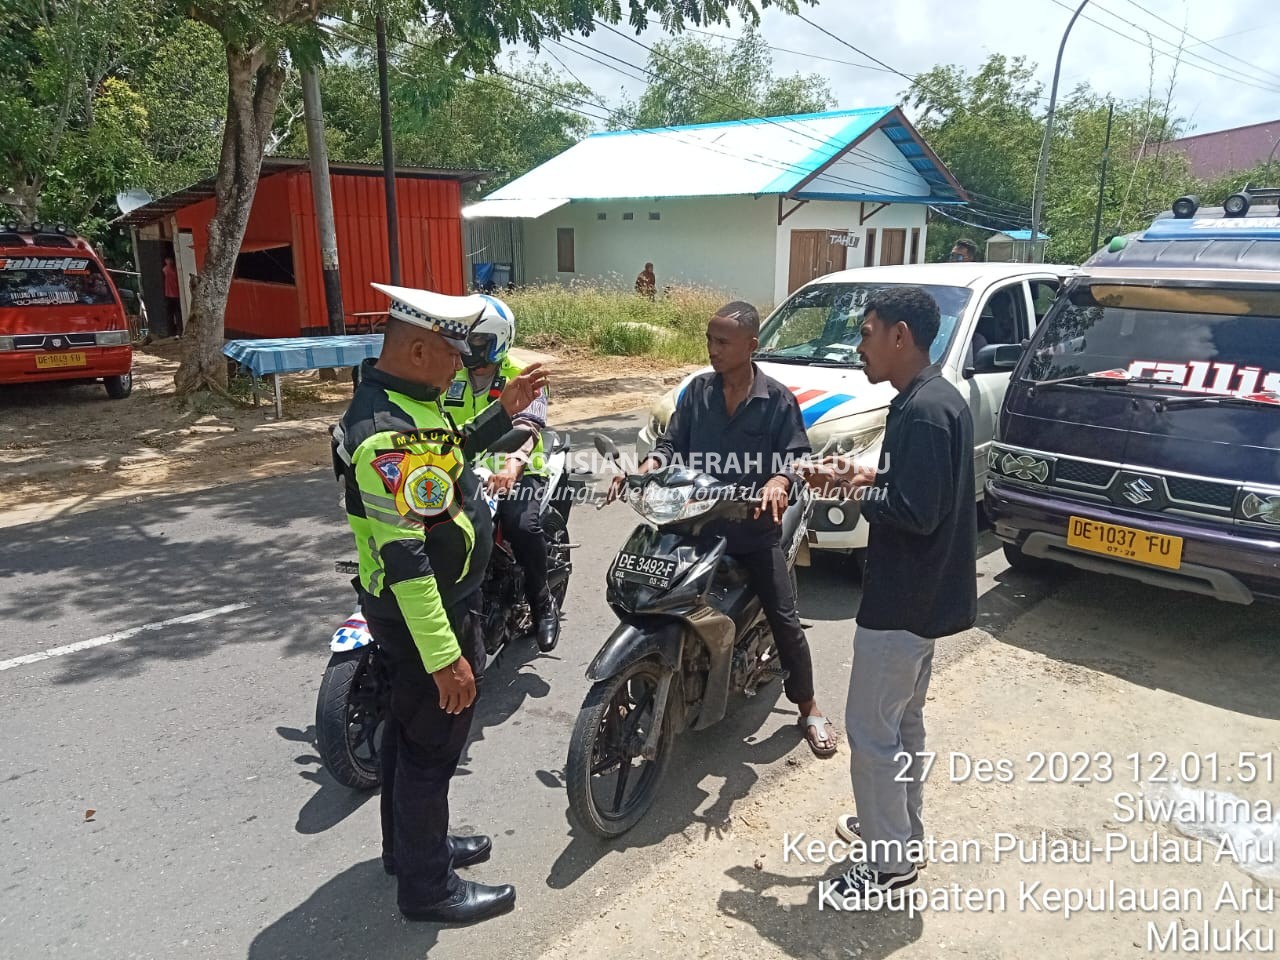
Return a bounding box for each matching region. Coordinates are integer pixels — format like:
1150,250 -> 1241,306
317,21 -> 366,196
104,373 -> 133,399
1002,542 -> 1056,574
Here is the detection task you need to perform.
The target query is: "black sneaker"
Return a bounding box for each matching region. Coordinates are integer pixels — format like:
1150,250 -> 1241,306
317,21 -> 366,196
821,861 -> 917,910
834,814 -> 926,870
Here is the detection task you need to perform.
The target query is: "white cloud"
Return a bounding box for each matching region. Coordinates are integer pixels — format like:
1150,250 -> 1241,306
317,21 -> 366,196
523,0 -> 1280,136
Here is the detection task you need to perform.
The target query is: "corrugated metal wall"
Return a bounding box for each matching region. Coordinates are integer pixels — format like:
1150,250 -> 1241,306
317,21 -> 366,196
176,169 -> 468,339
293,171 -> 466,334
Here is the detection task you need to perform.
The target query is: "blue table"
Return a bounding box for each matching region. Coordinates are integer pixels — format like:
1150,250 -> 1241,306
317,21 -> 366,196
223,335 -> 384,418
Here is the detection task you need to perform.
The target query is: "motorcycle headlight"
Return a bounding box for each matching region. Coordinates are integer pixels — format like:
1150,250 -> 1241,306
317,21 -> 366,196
633,484 -> 716,524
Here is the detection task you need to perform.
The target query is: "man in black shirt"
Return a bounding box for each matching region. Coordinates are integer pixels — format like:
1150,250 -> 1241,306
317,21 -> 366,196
798,285 -> 976,904
608,301 -> 837,757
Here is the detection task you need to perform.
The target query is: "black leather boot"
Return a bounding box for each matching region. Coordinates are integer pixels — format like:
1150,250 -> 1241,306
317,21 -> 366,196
533,589 -> 561,653
400,880 -> 516,924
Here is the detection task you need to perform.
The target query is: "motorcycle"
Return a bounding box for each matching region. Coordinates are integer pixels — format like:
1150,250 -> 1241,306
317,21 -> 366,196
316,425 -> 583,791
564,435 -> 816,838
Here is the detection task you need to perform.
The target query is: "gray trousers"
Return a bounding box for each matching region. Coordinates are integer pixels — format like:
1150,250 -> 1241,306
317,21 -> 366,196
845,625 -> 935,874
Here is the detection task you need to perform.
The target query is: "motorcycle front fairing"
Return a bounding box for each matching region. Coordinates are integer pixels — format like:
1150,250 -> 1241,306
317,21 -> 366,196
331,609 -> 374,652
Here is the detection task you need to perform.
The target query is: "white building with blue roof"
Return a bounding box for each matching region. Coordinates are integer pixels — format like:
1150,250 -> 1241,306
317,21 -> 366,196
462,106 -> 967,307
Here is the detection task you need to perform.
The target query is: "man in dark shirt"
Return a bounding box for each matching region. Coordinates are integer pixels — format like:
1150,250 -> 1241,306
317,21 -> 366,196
798,285 -> 976,904
608,301 -> 837,757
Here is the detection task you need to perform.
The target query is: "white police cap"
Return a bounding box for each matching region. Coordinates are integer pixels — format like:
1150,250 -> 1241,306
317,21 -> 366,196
371,283 -> 492,355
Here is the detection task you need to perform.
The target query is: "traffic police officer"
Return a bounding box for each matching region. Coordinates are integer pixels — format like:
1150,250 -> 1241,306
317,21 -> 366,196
443,295 -> 561,652
331,283 -> 548,924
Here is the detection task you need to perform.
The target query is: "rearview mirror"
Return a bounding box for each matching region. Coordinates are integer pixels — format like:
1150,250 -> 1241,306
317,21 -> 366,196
593,434 -> 621,462
966,343 -> 1025,377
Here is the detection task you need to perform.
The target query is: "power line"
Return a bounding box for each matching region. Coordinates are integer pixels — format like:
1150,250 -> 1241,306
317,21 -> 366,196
1110,0 -> 1280,85
1046,0 -> 1280,96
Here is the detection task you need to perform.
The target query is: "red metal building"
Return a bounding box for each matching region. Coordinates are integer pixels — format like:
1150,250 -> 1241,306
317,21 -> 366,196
114,158 -> 486,339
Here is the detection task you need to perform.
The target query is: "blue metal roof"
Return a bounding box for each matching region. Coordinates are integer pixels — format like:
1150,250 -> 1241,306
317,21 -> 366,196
465,107 -> 966,215
1000,229 -> 1049,241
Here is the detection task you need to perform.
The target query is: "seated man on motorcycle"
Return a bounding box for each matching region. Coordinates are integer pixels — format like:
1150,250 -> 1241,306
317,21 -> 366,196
444,296 -> 561,653
607,301 -> 837,758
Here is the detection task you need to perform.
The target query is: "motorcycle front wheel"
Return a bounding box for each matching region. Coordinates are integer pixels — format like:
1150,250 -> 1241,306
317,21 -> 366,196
316,647 -> 386,791
565,658 -> 675,838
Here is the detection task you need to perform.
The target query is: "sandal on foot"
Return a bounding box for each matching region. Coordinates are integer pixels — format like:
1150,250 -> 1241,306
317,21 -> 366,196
799,714 -> 838,758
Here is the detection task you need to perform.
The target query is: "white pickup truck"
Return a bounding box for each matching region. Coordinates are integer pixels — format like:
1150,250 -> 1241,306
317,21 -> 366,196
635,261 -> 1079,565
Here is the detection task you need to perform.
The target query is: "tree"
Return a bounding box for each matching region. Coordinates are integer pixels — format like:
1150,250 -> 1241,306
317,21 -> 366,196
905,53 -> 1199,265
609,25 -> 833,129
274,44 -> 593,196
173,0 -> 814,398
0,0 -> 157,226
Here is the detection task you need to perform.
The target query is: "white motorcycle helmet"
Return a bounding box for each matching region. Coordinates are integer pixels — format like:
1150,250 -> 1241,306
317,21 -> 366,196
462,295 -> 516,369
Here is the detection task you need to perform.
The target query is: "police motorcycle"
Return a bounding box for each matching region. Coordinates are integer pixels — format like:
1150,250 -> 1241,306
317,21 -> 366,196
564,435 -> 815,838
316,425 -> 583,791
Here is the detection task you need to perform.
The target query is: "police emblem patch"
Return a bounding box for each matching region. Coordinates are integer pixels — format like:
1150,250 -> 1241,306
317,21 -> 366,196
402,464 -> 454,516
371,453 -> 406,493
444,379 -> 467,404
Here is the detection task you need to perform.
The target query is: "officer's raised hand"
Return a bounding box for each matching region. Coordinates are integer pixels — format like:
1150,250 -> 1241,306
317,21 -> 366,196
432,654 -> 477,715
499,362 -> 550,416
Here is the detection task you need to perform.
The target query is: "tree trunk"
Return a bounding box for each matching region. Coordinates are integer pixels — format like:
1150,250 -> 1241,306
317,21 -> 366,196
173,45 -> 286,397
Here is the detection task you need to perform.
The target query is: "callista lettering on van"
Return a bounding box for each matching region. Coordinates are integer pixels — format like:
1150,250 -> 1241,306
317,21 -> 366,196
0,257 -> 91,272
1067,516 -> 1183,570
1127,360 -> 1280,397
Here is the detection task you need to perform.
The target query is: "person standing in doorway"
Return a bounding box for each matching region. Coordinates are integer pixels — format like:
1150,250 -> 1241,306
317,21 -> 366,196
797,286 -> 977,904
635,262 -> 656,301
162,255 -> 183,338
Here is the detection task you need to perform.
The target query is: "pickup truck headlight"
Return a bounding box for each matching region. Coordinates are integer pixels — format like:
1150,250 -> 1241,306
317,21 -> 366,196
95,330 -> 130,346
811,424 -> 884,460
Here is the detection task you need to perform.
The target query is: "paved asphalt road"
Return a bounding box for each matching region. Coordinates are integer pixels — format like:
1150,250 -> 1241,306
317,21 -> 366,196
6,408 -> 1264,960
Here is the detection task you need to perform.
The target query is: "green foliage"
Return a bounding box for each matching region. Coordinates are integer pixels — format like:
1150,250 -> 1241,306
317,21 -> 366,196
908,53 -> 1202,265
609,24 -> 834,129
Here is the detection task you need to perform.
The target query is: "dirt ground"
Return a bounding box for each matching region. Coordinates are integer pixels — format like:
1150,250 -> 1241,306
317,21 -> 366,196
534,572 -> 1280,960
0,340 -> 697,528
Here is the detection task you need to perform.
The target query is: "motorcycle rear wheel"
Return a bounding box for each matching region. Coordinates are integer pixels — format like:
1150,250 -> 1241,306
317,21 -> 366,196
316,647 -> 385,791
566,659 -> 674,838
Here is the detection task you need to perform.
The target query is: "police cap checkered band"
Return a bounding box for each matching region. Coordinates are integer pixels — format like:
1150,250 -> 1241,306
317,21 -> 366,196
371,283 -> 497,354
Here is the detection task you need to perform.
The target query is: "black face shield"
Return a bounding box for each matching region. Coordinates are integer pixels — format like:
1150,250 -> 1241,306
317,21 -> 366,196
462,331 -> 499,369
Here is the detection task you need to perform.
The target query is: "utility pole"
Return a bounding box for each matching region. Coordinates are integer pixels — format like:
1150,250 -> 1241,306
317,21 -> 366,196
301,65 -> 346,338
376,13 -> 401,285
1091,102 -> 1115,254
1031,0 -> 1091,247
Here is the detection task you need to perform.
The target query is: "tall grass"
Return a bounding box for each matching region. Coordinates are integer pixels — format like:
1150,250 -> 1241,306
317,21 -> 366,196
506,281 -> 764,364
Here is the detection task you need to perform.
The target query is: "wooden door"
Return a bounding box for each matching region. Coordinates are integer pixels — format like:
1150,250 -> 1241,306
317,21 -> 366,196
787,229 -> 850,294
881,228 -> 907,266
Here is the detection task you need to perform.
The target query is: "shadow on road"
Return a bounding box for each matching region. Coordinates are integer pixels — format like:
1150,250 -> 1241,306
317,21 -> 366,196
981,563 -> 1280,721
718,864 -> 924,959
543,679 -> 820,890
246,858 -> 439,960
0,469 -> 348,683
274,724 -> 379,835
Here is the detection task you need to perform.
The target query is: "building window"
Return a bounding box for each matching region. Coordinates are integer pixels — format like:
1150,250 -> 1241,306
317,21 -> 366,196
910,227 -> 921,264
557,228 -> 575,273
622,212 -> 634,221
597,212 -> 607,221
234,244 -> 295,285
864,229 -> 877,267
648,212 -> 660,221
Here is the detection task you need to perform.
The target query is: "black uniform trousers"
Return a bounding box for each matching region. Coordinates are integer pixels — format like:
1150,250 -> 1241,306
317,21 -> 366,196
363,588 -> 486,910
731,544 -> 815,705
494,474 -> 549,606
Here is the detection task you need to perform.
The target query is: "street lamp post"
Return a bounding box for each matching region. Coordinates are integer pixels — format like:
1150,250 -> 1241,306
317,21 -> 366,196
1030,0 -> 1091,252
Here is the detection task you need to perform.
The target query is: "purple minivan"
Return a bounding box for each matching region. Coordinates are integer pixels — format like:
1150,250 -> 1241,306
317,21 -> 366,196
985,190 -> 1280,604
